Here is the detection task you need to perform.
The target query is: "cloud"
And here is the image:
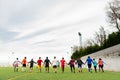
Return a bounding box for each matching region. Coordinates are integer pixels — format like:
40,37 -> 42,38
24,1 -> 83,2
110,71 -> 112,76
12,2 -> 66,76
0,0 -> 40,25
0,0 -> 107,43
32,39 -> 56,45
0,28 -> 19,42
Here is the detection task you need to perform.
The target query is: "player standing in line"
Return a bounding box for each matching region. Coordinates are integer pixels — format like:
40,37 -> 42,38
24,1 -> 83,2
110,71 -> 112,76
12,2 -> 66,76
44,57 -> 51,73
13,58 -> 21,72
52,56 -> 58,73
93,58 -> 97,72
22,57 -> 27,72
76,58 -> 84,73
98,58 -> 104,72
28,59 -> 36,73
60,57 -> 66,73
85,56 -> 93,73
68,58 -> 75,73
37,57 -> 43,72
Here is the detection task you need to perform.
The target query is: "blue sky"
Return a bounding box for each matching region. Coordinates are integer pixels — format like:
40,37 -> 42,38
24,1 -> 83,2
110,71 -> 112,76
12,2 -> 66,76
0,0 -> 111,64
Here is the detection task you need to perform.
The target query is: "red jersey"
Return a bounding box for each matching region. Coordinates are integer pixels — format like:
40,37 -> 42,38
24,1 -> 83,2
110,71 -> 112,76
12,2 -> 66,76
37,59 -> 43,65
60,59 -> 65,66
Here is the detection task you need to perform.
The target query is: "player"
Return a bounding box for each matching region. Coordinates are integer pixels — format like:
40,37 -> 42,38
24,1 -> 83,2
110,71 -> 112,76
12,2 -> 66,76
37,57 -> 43,72
85,56 -> 93,73
44,57 -> 51,73
52,56 -> 58,73
28,59 -> 36,73
60,57 -> 67,73
13,58 -> 21,72
68,58 -> 75,73
22,57 -> 27,72
76,58 -> 84,73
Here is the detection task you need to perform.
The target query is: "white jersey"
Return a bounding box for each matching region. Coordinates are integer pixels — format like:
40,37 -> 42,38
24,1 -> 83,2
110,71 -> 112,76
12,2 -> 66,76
13,60 -> 19,65
52,59 -> 58,66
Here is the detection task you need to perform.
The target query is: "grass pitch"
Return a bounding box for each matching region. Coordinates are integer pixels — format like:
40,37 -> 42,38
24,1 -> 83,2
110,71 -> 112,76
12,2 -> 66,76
0,66 -> 119,80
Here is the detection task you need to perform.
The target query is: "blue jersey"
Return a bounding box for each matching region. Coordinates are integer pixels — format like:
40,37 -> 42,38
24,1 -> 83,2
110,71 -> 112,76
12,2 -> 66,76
86,58 -> 92,64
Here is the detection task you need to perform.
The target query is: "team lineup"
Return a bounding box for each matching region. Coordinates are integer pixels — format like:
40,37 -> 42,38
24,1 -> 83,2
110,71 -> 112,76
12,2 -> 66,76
13,56 -> 105,73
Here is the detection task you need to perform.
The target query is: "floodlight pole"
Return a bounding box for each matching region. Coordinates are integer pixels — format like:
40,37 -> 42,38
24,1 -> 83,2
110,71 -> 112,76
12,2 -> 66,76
78,32 -> 82,48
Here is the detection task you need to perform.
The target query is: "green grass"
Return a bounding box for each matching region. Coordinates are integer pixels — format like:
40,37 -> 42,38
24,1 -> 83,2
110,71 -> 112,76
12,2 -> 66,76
0,66 -> 120,80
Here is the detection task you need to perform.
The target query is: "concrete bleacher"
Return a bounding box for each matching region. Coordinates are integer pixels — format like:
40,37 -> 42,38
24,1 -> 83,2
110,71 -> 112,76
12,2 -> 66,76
81,44 -> 120,72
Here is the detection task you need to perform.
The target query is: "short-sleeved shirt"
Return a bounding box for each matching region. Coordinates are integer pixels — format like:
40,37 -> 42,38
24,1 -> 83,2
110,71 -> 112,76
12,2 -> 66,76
69,59 -> 75,66
98,60 -> 103,66
29,60 -> 35,68
86,58 -> 92,64
13,60 -> 19,67
22,59 -> 27,64
44,59 -> 50,66
60,59 -> 65,66
93,60 -> 97,66
52,59 -> 58,66
37,59 -> 43,65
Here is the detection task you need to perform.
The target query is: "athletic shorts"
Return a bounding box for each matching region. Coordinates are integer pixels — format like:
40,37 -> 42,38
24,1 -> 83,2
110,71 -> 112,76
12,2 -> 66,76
14,64 -> 18,67
38,65 -> 41,69
70,65 -> 75,68
53,65 -> 57,68
99,65 -> 103,68
45,65 -> 49,68
88,64 -> 92,68
23,64 -> 26,67
30,65 -> 33,68
78,64 -> 82,68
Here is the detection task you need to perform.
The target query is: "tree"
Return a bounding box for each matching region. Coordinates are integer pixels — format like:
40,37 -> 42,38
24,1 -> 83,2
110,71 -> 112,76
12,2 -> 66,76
106,0 -> 120,31
85,27 -> 107,47
94,27 -> 107,46
86,39 -> 97,46
103,31 -> 120,48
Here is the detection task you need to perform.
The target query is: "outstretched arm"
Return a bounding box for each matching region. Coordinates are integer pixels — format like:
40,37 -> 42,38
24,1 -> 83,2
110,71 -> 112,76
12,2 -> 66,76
50,62 -> 52,65
18,61 -> 22,64
103,61 -> 106,65
13,61 -> 15,66
82,61 -> 85,65
84,60 -> 87,64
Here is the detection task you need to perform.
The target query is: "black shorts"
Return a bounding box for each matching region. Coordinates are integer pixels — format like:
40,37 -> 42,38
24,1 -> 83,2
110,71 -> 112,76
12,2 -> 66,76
53,65 -> 57,68
30,65 -> 33,68
88,64 -> 92,68
23,64 -> 26,67
99,65 -> 103,68
45,65 -> 49,68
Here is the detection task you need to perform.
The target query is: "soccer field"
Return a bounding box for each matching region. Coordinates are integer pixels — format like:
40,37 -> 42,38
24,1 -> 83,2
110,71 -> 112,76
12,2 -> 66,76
0,67 -> 119,80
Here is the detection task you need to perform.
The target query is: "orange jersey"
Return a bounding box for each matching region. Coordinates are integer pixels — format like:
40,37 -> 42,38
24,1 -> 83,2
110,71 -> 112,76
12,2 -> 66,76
98,60 -> 103,65
22,59 -> 27,64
